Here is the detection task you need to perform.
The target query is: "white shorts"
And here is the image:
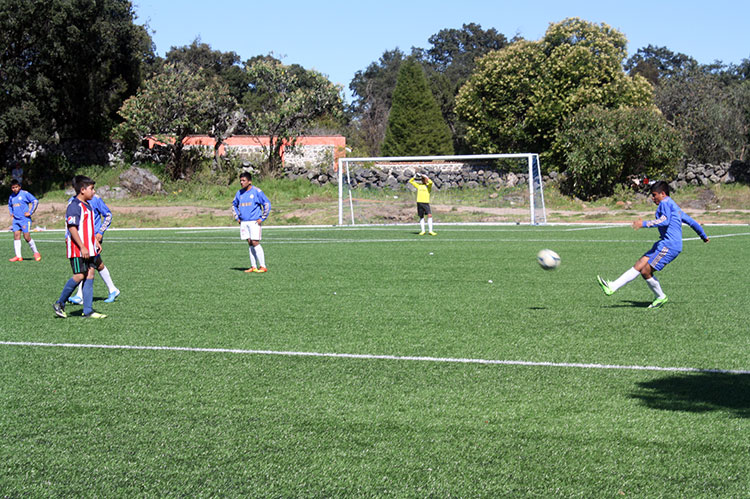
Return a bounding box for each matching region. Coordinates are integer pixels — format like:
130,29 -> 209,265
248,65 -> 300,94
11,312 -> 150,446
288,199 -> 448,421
240,221 -> 262,241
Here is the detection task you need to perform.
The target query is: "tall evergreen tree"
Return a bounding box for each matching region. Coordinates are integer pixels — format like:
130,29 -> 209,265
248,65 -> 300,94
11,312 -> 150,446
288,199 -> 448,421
381,59 -> 454,157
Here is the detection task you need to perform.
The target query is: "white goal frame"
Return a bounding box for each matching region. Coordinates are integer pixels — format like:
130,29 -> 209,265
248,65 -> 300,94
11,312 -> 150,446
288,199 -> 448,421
337,153 -> 546,226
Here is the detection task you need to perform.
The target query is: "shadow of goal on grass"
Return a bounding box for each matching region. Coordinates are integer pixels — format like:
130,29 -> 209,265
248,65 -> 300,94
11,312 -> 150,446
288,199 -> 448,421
630,372 -> 750,418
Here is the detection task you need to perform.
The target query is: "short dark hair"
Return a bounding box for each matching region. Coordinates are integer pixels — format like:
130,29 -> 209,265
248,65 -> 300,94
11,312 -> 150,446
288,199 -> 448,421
650,180 -> 670,196
10,179 -> 20,187
73,175 -> 95,194
239,171 -> 252,181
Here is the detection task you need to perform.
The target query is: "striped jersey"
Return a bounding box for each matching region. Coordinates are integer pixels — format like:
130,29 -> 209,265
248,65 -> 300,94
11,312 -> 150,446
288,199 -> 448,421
8,189 -> 38,220
65,197 -> 98,258
232,186 -> 271,222
68,194 -> 112,234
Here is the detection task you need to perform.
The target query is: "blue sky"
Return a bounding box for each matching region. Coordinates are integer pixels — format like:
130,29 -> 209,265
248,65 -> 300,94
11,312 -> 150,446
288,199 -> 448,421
133,0 -> 748,102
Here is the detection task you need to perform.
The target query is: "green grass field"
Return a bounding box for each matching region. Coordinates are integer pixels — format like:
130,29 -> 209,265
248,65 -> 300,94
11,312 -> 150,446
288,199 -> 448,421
2,224 -> 749,496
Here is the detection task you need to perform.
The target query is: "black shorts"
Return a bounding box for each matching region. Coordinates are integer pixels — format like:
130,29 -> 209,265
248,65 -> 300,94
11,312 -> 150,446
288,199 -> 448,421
417,202 -> 432,218
69,256 -> 101,275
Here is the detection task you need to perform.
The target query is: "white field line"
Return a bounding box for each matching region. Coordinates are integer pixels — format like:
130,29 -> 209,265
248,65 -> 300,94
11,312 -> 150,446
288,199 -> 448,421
24,234 -> 750,246
1,341 -> 748,375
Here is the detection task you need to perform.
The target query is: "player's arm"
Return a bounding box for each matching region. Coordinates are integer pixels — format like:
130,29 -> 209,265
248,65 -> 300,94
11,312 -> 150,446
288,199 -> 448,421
408,177 -> 418,188
258,191 -> 271,223
681,212 -> 709,242
97,199 -> 113,234
68,226 -> 90,259
27,193 -> 38,216
231,192 -> 241,222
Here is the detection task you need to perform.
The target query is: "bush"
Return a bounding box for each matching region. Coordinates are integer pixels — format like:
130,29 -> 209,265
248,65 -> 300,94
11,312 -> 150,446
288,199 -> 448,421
554,105 -> 683,199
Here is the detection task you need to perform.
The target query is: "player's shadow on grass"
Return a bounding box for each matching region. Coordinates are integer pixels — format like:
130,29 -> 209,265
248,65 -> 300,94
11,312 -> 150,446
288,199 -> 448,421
607,300 -> 652,308
630,372 -> 750,418
231,267 -> 249,272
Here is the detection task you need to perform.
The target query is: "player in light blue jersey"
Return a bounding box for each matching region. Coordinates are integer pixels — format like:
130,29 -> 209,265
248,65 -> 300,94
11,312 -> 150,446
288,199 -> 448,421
7,179 -> 41,262
597,181 -> 709,308
232,172 -> 271,273
67,188 -> 121,305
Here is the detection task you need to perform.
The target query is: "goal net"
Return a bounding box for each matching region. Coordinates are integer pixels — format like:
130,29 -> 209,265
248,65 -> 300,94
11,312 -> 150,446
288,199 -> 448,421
337,153 -> 546,226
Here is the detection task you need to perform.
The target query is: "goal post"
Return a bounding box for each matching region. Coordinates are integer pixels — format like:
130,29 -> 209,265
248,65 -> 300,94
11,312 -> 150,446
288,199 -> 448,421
337,153 -> 546,226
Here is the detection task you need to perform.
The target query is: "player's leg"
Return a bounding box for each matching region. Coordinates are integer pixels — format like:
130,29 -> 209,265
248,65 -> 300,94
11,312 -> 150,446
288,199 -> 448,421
417,204 -> 426,235
82,265 -> 97,316
54,259 -> 86,317
240,222 -> 257,272
10,228 -> 23,260
22,226 -> 40,260
97,258 -> 120,302
642,244 -> 678,308
426,209 -> 436,236
251,240 -> 266,271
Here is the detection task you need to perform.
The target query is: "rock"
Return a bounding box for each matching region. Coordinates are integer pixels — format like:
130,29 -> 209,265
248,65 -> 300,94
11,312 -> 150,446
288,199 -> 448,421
119,166 -> 166,196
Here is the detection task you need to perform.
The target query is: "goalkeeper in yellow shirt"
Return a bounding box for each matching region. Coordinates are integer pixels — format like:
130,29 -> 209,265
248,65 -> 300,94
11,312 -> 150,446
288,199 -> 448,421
408,173 -> 436,236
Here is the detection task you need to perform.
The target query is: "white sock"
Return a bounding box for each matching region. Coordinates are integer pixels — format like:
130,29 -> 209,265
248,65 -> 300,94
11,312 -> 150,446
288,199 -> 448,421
610,267 -> 640,292
427,217 -> 433,232
14,240 -> 22,258
248,246 -> 257,268
28,238 -> 38,253
74,282 -> 83,300
253,244 -> 266,268
99,266 -> 117,293
420,218 -> 425,232
646,277 -> 666,299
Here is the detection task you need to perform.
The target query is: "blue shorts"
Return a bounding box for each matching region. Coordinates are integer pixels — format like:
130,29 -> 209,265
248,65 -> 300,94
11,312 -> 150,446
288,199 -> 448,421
12,219 -> 31,233
644,241 -> 680,271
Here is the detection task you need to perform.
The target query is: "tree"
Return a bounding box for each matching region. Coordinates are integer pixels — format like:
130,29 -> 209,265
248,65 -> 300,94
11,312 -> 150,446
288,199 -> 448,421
348,49 -> 406,155
114,64 -> 236,178
381,59 -> 454,157
455,18 -> 653,169
555,105 -> 683,199
242,57 -> 342,176
0,0 -> 152,155
416,23 -> 509,152
656,72 -> 748,163
624,45 -> 698,85
164,40 -> 249,103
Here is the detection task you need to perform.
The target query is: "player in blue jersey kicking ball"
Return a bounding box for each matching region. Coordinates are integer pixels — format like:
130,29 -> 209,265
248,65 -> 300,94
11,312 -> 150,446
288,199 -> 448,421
7,179 -> 41,262
232,172 -> 271,273
597,181 -> 709,308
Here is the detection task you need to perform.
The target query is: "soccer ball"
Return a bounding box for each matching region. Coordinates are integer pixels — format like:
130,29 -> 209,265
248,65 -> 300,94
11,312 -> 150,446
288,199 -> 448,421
537,249 -> 561,270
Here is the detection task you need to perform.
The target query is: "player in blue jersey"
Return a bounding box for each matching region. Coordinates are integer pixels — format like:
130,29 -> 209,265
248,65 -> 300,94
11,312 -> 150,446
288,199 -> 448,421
7,179 -> 41,262
597,181 -> 709,308
232,172 -> 271,273
67,188 -> 120,305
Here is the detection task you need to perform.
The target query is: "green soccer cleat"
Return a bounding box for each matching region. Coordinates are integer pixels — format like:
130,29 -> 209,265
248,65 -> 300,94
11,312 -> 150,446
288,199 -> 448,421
53,302 -> 67,318
597,275 -> 614,296
648,296 -> 669,309
428,231 -> 437,236
83,311 -> 108,319
418,231 -> 426,236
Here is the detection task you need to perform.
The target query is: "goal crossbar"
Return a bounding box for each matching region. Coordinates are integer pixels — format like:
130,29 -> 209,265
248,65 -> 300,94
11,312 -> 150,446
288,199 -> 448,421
337,153 -> 545,226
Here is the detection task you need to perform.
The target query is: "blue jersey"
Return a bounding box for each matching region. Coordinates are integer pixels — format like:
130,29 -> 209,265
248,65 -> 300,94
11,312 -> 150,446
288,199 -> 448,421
681,211 -> 708,241
232,186 -> 271,222
641,196 -> 683,251
67,194 -> 112,234
8,190 -> 38,220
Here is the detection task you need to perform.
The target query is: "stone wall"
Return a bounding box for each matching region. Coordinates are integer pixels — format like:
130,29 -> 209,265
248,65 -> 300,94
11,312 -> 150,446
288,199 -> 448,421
671,160 -> 750,190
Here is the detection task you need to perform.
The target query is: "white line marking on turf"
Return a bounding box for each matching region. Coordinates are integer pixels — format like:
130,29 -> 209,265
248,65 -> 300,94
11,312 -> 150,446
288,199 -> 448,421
2,341 -> 748,375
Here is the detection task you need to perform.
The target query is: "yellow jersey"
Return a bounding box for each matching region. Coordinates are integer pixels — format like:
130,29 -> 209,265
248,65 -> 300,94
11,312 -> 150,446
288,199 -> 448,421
408,177 -> 433,203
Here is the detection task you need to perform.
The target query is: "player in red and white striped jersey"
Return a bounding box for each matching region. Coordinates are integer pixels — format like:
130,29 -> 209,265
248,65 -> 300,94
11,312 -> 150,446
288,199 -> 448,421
53,176 -> 107,319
